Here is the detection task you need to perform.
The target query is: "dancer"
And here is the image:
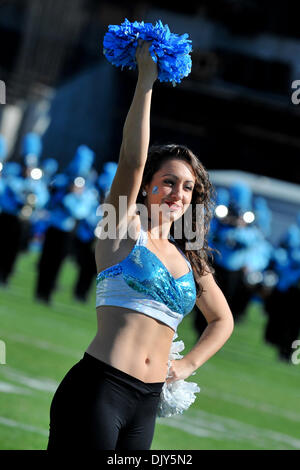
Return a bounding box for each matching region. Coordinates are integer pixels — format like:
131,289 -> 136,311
35,145 -> 95,304
47,41 -> 234,451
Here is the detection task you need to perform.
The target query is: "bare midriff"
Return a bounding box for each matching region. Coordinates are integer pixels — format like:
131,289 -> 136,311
85,305 -> 175,383
86,215 -> 184,384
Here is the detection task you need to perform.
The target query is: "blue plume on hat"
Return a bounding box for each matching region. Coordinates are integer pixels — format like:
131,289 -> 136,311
21,132 -> 42,167
98,161 -> 118,192
291,248 -> 300,264
67,145 -> 95,177
0,135 -> 7,162
98,173 -> 113,191
52,173 -> 69,188
253,196 -> 268,209
42,158 -> 59,177
283,224 -> 300,249
229,181 -> 252,211
103,161 -> 118,175
253,196 -> 271,236
22,132 -> 42,156
2,161 -> 22,177
273,247 -> 288,267
216,187 -> 229,206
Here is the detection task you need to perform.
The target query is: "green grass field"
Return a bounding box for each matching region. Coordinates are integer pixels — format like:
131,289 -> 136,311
0,250 -> 299,450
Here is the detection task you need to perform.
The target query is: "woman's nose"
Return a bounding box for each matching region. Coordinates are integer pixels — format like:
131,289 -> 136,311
171,185 -> 183,199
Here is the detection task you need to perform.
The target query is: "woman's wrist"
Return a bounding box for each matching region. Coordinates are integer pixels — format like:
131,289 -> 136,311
181,356 -> 197,375
135,41 -> 158,89
137,73 -> 156,90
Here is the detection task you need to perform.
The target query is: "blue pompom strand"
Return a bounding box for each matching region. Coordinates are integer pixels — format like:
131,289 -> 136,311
103,18 -> 192,85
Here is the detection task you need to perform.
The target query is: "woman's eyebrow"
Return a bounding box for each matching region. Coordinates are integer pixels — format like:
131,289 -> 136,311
162,173 -> 195,183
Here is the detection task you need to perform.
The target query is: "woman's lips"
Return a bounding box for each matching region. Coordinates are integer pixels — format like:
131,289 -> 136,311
165,201 -> 181,210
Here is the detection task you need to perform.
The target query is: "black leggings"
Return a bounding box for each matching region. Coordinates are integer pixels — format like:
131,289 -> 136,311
47,353 -> 165,450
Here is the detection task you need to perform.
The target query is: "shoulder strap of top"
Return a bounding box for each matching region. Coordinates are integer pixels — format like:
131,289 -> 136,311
137,226 -> 192,271
136,223 -> 148,246
169,235 -> 192,269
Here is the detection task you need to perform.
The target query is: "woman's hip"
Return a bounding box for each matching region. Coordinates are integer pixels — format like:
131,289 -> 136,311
50,353 -> 164,410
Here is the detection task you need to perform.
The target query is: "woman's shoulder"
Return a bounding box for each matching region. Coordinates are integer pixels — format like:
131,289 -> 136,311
95,215 -> 142,273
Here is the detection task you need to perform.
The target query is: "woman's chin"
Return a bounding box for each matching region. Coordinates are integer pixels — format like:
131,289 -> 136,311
162,209 -> 182,221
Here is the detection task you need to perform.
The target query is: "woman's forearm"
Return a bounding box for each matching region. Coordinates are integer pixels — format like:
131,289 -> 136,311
121,76 -> 154,167
120,42 -> 157,167
184,318 -> 234,372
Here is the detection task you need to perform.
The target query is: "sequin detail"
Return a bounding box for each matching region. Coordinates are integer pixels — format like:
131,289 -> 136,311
96,224 -> 197,330
96,244 -> 195,315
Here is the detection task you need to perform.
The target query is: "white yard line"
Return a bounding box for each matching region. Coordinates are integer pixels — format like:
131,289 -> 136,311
0,416 -> 48,437
158,409 -> 300,450
2,332 -> 79,359
219,342 -> 300,377
200,387 -> 300,423
199,361 -> 300,396
1,284 -> 92,317
0,381 -> 33,395
0,367 -> 58,393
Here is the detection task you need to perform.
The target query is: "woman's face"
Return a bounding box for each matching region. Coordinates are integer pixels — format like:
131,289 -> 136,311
144,158 -> 196,223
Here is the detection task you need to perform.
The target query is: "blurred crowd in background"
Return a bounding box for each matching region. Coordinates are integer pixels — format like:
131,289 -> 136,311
0,131 -> 299,365
0,132 -> 116,302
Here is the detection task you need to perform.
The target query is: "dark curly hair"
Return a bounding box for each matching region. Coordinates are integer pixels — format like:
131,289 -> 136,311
136,144 -> 217,299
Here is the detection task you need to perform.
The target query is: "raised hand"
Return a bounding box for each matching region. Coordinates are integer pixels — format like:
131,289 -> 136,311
135,40 -> 158,85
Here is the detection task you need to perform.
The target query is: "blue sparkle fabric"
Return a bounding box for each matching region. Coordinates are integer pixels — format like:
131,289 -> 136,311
96,224 -> 196,332
103,18 -> 192,85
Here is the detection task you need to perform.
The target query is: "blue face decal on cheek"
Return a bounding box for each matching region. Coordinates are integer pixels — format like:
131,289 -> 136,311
152,185 -> 159,194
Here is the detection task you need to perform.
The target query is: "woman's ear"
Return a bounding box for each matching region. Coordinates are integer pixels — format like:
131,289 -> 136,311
143,183 -> 150,196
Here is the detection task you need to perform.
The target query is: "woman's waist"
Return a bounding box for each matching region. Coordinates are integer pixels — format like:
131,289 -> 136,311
85,339 -> 170,383
82,352 -> 165,390
87,308 -> 174,381
86,328 -> 172,366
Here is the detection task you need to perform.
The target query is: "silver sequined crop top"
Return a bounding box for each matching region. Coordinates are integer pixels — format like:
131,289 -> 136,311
96,224 -> 197,332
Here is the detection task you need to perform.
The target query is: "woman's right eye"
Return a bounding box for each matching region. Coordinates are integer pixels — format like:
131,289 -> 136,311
164,179 -> 173,185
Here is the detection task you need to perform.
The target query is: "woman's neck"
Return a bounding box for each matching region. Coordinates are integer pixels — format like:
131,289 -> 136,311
146,217 -> 172,242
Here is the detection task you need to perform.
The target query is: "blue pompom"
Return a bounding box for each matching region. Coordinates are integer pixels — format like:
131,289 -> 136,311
103,18 -> 192,85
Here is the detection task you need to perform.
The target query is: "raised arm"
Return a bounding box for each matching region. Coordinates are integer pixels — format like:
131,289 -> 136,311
120,41 -> 158,167
104,42 -> 158,224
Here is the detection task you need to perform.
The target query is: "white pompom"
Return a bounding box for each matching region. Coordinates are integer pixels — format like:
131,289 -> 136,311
157,336 -> 201,418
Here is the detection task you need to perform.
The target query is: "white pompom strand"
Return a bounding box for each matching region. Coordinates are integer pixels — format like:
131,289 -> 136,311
157,336 -> 201,418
